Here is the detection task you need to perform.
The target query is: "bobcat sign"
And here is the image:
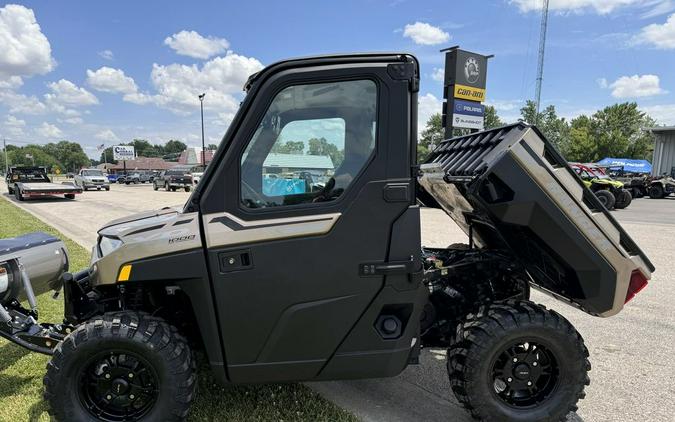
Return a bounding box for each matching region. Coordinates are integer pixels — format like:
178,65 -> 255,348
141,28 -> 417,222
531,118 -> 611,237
113,145 -> 135,161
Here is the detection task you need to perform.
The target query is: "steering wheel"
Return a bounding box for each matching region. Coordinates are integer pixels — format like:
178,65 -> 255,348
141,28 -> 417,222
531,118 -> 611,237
313,177 -> 344,202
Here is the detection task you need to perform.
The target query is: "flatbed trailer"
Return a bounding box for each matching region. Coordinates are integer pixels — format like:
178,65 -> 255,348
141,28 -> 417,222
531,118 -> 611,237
6,166 -> 82,200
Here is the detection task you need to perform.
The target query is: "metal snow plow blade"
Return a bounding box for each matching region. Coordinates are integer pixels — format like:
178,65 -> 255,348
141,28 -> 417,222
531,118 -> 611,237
418,123 -> 654,317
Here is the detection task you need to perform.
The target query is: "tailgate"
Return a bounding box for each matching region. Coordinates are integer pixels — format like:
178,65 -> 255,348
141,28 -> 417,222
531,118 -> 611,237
418,123 -> 654,317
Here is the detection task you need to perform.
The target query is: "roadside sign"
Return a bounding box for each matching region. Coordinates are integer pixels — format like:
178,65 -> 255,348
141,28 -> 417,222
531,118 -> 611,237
113,145 -> 135,161
441,47 -> 492,137
444,49 -> 488,95
453,84 -> 486,102
452,98 -> 485,117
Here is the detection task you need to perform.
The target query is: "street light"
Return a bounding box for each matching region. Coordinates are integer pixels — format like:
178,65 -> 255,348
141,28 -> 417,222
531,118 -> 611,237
198,93 -> 206,170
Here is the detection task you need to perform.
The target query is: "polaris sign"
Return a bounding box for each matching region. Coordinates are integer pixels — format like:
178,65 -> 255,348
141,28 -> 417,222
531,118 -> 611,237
450,99 -> 485,130
113,145 -> 135,161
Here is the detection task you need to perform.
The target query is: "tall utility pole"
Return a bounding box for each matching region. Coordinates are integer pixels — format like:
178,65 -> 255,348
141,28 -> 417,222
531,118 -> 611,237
534,0 -> 550,124
2,138 -> 8,176
198,93 -> 206,170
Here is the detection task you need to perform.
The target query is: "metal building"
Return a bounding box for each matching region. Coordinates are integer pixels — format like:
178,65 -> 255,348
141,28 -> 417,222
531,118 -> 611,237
649,126 -> 675,177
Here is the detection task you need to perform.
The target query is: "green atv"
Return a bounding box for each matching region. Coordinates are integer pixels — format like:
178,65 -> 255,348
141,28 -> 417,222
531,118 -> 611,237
571,163 -> 632,210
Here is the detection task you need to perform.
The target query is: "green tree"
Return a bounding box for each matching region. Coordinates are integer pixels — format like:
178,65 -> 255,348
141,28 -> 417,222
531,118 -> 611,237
520,100 -> 570,153
271,141 -> 305,155
564,103 -> 655,162
165,140 -> 188,154
44,141 -> 90,172
207,143 -> 218,150
417,105 -> 504,161
308,137 -> 344,167
8,146 -> 60,169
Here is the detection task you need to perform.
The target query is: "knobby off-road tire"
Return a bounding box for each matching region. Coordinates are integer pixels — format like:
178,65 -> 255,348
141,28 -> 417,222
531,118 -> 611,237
447,300 -> 590,422
594,189 -> 615,210
614,189 -> 632,209
649,184 -> 664,199
44,312 -> 197,422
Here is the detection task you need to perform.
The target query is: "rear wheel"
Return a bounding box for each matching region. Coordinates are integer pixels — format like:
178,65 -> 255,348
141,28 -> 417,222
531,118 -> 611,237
44,312 -> 196,422
64,194 -> 75,200
649,184 -> 664,199
184,186 -> 191,192
448,300 -> 590,422
594,189 -> 615,210
614,189 -> 632,209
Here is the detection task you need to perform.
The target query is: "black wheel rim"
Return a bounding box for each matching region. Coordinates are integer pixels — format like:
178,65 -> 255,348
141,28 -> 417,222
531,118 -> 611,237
77,350 -> 160,421
490,340 -> 559,408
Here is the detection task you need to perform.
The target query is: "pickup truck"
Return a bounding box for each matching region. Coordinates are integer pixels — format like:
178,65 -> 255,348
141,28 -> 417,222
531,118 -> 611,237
73,168 -> 110,191
153,169 -> 192,191
6,166 -> 82,200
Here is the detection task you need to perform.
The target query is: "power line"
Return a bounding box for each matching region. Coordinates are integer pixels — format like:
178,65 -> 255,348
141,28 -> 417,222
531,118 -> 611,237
534,0 -> 550,123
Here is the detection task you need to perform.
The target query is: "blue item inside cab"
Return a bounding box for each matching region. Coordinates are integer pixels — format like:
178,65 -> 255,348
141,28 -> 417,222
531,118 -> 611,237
263,178 -> 307,196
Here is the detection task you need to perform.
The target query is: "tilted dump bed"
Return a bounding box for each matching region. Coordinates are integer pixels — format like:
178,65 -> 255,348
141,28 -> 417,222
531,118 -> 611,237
418,123 -> 654,317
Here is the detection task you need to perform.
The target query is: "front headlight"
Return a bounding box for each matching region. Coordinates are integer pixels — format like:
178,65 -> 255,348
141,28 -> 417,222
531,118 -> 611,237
99,236 -> 123,256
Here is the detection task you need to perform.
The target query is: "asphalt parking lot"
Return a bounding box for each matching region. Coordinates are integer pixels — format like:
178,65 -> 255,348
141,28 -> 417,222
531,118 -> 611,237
1,181 -> 673,422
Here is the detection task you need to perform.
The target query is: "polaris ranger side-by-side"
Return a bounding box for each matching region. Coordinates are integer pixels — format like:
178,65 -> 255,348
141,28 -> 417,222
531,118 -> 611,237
0,54 -> 654,422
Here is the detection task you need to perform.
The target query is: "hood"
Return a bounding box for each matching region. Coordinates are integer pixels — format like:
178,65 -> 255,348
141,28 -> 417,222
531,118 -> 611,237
98,206 -> 182,236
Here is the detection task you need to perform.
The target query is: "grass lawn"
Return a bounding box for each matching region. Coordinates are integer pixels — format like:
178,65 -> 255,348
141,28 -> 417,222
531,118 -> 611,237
0,198 -> 357,421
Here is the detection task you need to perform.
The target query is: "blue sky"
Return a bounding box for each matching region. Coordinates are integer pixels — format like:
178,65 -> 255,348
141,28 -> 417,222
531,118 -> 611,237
1,0 -> 674,158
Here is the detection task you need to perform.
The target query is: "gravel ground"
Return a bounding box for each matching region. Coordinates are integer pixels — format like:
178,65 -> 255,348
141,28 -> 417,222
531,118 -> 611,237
2,181 -> 673,422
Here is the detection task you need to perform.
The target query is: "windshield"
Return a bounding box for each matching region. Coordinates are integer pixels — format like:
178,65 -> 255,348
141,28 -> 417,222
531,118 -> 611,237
82,170 -> 103,176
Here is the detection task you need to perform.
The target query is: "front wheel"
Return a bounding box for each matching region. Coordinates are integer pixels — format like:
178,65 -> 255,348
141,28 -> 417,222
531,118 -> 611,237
649,184 -> 664,199
448,300 -> 590,422
614,189 -> 632,209
44,312 -> 196,422
184,186 -> 191,192
153,183 -> 159,191
594,189 -> 615,210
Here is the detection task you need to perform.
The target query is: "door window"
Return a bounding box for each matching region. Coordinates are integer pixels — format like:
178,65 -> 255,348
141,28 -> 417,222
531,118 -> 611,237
240,79 -> 377,209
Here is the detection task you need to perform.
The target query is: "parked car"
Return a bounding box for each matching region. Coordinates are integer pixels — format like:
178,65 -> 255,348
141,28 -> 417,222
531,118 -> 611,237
153,169 -> 192,192
118,172 -> 144,184
74,169 -> 110,191
107,173 -> 119,183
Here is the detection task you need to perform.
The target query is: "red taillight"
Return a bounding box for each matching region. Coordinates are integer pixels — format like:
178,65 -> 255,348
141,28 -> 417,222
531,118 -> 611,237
625,270 -> 649,304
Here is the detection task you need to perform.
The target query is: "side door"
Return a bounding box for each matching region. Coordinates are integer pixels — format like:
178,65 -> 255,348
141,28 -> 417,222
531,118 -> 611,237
199,55 -> 423,383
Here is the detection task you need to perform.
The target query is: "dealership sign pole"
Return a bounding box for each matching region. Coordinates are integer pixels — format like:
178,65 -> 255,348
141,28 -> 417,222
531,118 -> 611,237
441,46 -> 492,139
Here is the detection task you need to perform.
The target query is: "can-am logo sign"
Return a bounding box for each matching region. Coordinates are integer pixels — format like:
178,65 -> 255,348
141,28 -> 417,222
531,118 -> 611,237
464,57 -> 480,84
113,145 -> 135,161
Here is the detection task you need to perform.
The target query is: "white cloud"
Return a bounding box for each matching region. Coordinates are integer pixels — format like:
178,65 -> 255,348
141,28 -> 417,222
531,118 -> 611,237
147,52 -> 262,114
597,77 -> 609,88
641,103 -> 675,125
2,114 -> 26,137
86,66 -> 139,95
418,93 -> 442,135
403,22 -> 450,45
0,4 -> 55,79
45,79 -> 98,106
431,68 -> 444,82
36,122 -> 63,139
634,12 -> 675,48
605,74 -> 666,98
98,49 -> 114,60
95,129 -> 119,142
511,0 -> 648,14
164,30 -> 230,59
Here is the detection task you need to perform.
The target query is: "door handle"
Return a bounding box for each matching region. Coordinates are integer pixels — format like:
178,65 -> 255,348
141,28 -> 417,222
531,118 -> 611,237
218,250 -> 252,273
